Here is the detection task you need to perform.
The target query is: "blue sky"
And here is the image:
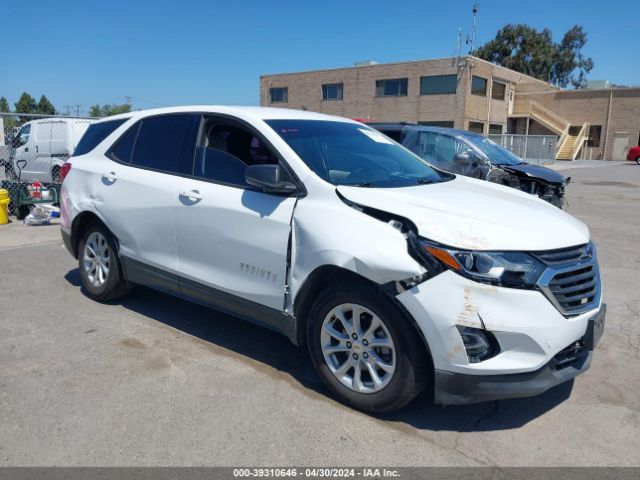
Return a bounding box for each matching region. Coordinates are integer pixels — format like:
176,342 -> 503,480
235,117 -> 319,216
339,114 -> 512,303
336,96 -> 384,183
2,0 -> 638,114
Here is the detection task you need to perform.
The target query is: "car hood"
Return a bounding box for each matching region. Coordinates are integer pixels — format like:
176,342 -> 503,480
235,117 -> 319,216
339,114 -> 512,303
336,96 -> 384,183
499,163 -> 566,184
336,176 -> 589,251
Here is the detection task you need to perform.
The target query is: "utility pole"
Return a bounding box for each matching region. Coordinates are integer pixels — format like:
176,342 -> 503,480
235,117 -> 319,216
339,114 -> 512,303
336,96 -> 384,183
74,104 -> 81,116
471,3 -> 479,53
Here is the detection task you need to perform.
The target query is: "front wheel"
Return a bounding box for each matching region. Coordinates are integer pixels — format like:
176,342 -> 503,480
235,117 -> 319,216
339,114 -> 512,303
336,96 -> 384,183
307,282 -> 430,413
636,157 -> 640,165
78,225 -> 132,301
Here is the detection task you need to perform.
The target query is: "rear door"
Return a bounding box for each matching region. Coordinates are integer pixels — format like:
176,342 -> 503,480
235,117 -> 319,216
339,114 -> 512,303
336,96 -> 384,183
95,113 -> 200,292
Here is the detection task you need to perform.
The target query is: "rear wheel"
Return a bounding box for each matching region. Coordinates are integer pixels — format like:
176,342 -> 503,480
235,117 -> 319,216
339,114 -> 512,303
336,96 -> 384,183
307,281 -> 430,413
78,225 -> 131,301
636,157 -> 640,165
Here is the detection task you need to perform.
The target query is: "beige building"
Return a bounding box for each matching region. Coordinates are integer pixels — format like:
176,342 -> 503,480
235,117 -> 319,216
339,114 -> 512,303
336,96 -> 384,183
260,56 -> 640,160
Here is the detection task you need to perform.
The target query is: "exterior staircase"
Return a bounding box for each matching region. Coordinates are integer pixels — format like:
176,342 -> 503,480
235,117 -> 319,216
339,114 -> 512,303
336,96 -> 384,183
510,100 -> 588,160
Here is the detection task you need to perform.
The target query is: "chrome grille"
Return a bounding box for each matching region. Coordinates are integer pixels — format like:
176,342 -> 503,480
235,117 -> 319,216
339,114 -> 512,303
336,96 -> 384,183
534,243 -> 601,316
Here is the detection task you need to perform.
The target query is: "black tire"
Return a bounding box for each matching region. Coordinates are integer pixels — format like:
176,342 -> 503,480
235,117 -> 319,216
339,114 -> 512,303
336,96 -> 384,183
16,205 -> 30,220
78,224 -> 132,301
636,157 -> 640,166
307,281 -> 431,413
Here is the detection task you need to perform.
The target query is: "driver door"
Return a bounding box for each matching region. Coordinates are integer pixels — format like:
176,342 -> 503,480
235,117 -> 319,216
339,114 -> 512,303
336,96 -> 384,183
174,116 -> 297,312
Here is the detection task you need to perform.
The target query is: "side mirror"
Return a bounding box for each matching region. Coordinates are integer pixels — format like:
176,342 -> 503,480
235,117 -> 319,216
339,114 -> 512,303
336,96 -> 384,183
19,135 -> 28,146
454,150 -> 473,164
245,164 -> 297,194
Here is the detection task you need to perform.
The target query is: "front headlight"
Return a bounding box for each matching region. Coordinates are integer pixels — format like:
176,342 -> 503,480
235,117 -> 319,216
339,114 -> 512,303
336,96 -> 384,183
411,237 -> 546,289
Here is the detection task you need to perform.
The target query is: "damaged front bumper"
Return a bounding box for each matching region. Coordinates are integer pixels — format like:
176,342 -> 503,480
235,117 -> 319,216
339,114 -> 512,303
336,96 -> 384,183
434,304 -> 605,404
395,270 -> 605,405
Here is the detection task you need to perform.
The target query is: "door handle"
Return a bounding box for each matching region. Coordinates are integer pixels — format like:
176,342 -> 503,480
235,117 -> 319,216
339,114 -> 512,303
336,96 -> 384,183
179,190 -> 202,202
35,146 -> 38,153
103,171 -> 117,181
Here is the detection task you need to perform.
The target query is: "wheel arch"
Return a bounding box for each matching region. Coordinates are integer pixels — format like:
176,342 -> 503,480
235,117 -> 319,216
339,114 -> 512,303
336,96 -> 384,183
292,265 -> 434,371
70,211 -> 116,259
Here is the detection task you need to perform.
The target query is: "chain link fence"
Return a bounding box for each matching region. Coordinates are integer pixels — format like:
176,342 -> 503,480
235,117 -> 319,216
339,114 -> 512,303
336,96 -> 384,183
488,134 -> 558,165
1,113 -> 93,219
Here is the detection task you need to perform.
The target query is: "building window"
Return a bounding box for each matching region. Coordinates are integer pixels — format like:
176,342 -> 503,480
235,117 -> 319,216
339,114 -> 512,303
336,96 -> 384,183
468,121 -> 484,133
376,78 -> 408,97
270,87 -> 288,103
492,81 -> 506,100
489,124 -> 503,135
322,83 -> 343,101
471,76 -> 487,96
418,121 -> 454,128
420,75 -> 457,95
588,125 -> 602,147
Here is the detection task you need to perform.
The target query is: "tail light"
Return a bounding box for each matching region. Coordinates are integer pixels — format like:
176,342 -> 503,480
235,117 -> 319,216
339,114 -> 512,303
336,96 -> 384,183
60,162 -> 72,181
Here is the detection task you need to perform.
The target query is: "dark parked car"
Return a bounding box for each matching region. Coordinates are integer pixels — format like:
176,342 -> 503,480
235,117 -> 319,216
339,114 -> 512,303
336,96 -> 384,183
371,124 -> 569,208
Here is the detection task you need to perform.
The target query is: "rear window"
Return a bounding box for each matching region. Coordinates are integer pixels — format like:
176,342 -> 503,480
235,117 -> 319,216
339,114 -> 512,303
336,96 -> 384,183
130,114 -> 199,174
74,118 -> 128,156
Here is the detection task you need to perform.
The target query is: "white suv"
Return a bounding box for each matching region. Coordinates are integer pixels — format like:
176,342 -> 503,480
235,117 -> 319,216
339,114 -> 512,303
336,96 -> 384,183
60,106 -> 605,413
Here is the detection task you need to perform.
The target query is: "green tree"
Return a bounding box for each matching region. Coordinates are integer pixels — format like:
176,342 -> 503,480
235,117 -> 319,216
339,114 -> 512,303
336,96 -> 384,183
14,92 -> 38,114
0,96 -> 15,139
474,24 -> 593,88
89,103 -> 131,117
36,95 -> 56,115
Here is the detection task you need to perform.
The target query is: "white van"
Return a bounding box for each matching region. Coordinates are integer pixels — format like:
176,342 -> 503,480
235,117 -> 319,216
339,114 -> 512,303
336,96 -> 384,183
6,118 -> 92,182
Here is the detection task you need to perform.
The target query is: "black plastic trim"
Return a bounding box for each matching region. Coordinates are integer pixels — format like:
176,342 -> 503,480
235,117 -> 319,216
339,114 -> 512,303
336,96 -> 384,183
121,256 -> 298,345
433,305 -> 605,405
61,230 -> 73,257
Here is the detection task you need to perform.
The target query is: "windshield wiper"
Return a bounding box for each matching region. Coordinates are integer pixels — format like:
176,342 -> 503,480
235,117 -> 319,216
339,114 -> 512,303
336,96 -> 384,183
415,178 -> 436,185
350,182 -> 376,187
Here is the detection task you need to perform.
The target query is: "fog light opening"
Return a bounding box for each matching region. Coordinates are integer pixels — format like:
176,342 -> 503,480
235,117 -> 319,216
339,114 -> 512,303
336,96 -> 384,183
456,325 -> 499,363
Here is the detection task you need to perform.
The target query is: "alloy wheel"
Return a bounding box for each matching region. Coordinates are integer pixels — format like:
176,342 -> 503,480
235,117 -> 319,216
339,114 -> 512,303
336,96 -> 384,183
320,303 -> 396,394
83,232 -> 111,287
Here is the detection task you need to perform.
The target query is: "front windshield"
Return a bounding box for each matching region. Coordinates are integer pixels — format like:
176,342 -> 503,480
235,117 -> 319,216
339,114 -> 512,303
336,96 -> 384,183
266,120 -> 453,187
463,134 -> 524,166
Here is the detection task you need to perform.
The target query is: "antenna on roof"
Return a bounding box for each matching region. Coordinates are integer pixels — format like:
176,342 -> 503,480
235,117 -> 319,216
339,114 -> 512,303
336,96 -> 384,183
470,3 -> 479,53
455,28 -> 462,61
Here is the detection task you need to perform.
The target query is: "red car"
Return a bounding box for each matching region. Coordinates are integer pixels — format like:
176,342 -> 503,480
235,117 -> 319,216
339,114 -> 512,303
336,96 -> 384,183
628,146 -> 640,164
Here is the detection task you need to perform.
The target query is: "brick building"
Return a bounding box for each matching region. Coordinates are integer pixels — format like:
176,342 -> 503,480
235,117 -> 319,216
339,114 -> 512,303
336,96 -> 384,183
260,56 -> 640,160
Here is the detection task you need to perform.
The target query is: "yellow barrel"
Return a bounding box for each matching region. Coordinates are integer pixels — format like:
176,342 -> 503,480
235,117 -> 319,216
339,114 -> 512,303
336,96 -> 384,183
0,189 -> 9,225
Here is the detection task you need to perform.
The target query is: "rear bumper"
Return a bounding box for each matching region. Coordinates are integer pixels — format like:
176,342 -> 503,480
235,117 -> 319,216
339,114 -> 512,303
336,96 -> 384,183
434,305 -> 605,405
61,228 -> 74,257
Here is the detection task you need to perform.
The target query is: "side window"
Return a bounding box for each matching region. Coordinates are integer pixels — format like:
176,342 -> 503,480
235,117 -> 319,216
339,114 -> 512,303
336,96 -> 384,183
74,118 -> 128,156
16,124 -> 31,146
434,134 -> 466,170
417,132 -> 439,165
109,122 -> 141,163
194,118 -> 279,187
131,114 -> 199,175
